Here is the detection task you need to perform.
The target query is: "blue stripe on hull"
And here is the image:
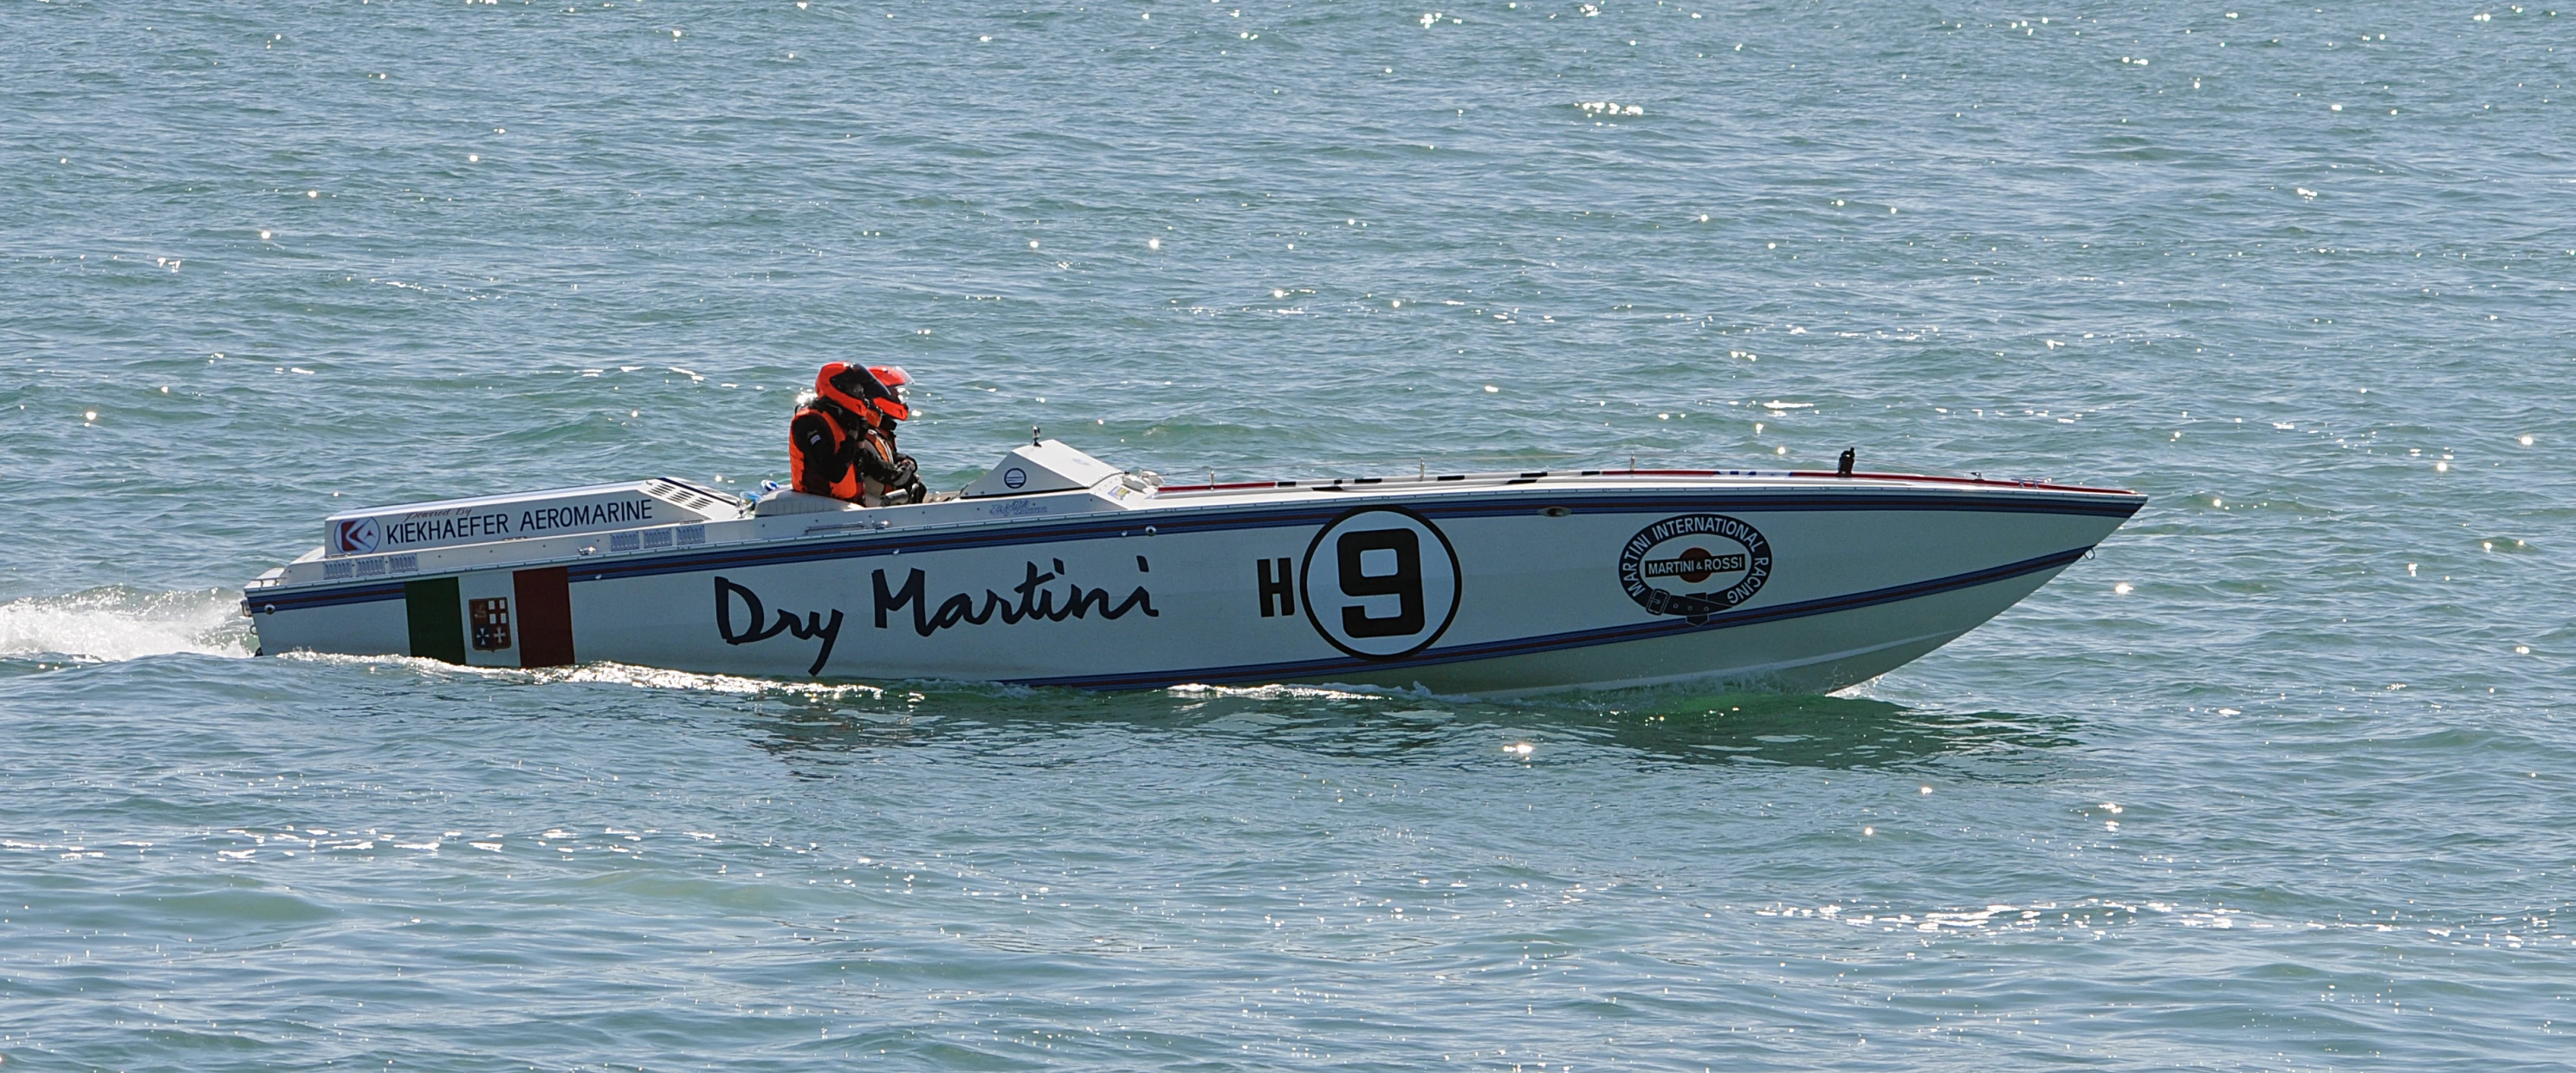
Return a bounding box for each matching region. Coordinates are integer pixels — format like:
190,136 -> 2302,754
1008,546 -> 2090,691
249,581 -> 409,612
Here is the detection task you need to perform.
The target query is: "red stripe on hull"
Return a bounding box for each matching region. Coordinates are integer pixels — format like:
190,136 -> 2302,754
512,566 -> 577,668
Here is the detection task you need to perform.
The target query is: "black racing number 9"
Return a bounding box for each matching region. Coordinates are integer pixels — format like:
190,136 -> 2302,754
1299,506 -> 1460,660
1337,528 -> 1423,637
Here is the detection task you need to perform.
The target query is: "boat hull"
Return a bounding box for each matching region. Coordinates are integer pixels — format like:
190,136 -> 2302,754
249,477 -> 2142,697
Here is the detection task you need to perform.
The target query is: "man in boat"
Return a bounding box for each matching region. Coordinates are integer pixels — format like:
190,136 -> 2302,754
791,363 -> 927,506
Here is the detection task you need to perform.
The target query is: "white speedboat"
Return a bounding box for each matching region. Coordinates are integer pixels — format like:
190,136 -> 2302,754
244,441 -> 2143,696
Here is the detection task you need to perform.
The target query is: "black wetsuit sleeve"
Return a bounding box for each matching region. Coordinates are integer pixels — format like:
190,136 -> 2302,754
790,411 -> 851,494
851,434 -> 909,484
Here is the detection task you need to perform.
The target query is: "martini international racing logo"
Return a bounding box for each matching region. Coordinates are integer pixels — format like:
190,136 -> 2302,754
1618,514 -> 1771,620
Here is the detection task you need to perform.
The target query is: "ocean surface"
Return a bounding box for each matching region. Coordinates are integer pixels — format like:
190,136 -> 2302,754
5,1 -> 2573,1068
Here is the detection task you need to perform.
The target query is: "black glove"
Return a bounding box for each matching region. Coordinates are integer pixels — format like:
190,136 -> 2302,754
892,455 -> 927,502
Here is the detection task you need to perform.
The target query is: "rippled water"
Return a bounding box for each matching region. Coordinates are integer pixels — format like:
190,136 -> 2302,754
5,1 -> 2573,1068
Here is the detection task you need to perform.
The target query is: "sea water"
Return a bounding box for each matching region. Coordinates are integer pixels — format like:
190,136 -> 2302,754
3,2 -> 2572,1068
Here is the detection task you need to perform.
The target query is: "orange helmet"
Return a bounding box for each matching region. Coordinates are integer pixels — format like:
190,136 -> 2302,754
865,365 -> 911,423
814,363 -> 909,426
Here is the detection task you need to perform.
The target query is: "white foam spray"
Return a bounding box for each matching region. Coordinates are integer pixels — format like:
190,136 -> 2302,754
0,586 -> 255,663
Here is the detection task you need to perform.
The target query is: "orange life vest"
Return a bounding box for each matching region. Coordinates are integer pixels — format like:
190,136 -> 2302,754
853,426 -> 898,506
790,405 -> 862,501
791,405 -> 901,504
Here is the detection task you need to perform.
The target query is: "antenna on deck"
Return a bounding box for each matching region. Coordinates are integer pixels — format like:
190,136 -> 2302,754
1031,424 -> 1042,446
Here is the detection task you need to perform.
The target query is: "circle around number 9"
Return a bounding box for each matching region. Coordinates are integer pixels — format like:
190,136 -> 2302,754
1298,506 -> 1462,660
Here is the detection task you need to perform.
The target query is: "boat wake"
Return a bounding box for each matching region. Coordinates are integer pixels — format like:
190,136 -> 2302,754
1169,681 -> 1427,702
272,649 -> 894,701
0,586 -> 255,666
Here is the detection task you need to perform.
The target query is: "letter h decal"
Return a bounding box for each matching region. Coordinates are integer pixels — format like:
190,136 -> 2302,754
1257,558 -> 1294,617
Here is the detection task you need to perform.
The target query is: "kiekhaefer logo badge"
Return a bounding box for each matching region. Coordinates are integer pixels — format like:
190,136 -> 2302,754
334,517 -> 381,555
1618,514 -> 1770,622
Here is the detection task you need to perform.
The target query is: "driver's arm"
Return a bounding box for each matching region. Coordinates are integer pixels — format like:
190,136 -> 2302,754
852,436 -> 916,482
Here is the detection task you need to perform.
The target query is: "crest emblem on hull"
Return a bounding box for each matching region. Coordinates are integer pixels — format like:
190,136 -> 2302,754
1618,514 -> 1771,621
